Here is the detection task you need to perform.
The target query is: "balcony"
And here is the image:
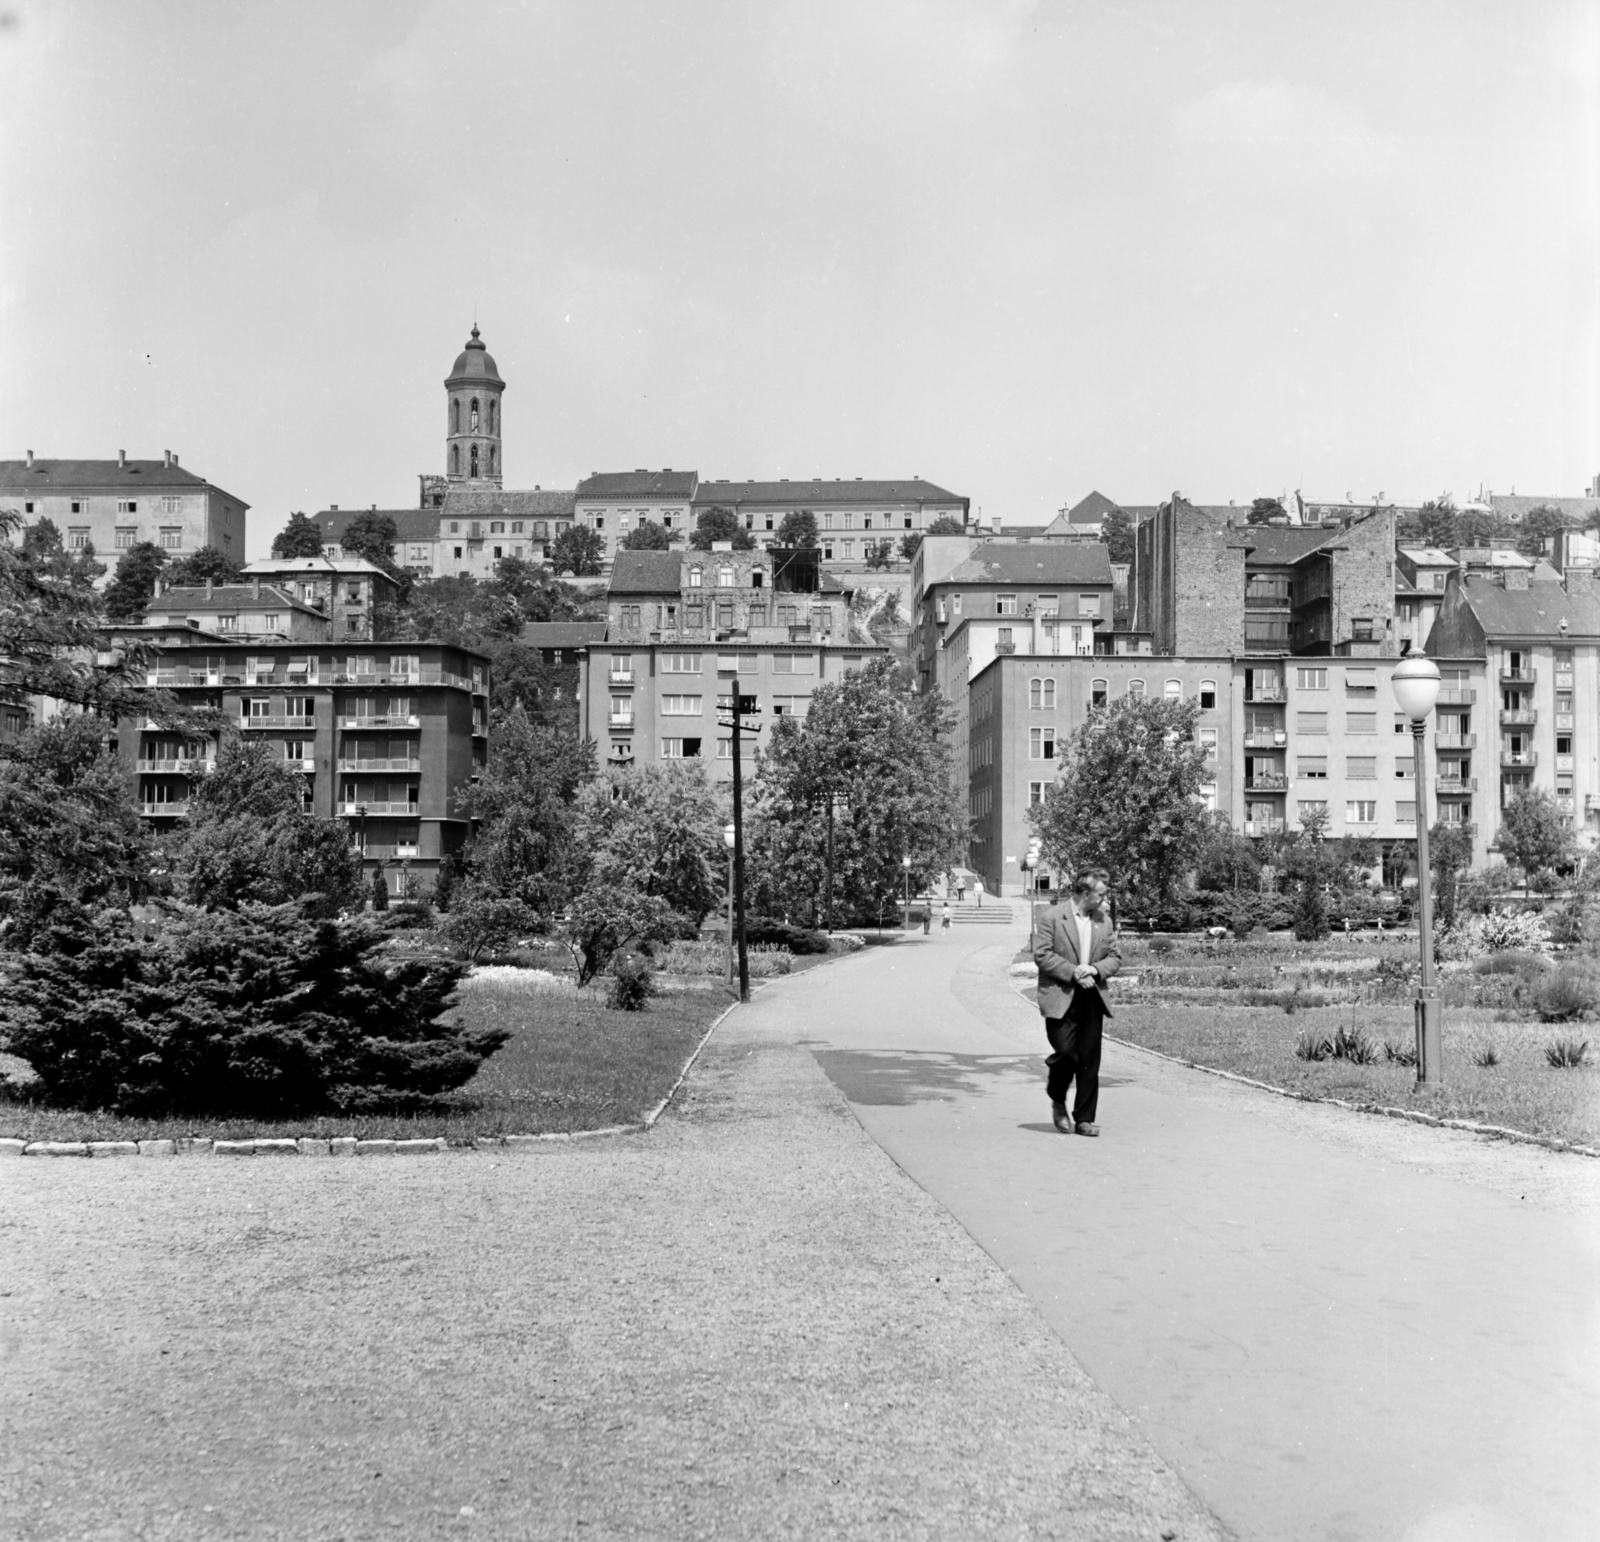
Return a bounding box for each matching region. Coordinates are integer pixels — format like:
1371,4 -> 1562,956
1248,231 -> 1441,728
1247,774 -> 1289,792
1243,729 -> 1288,749
1435,733 -> 1476,750
239,714 -> 315,730
1244,819 -> 1286,837
471,721 -> 488,737
1245,683 -> 1285,702
607,669 -> 635,685
337,757 -> 421,773
1437,687 -> 1476,705
339,801 -> 419,817
285,758 -> 316,773
138,801 -> 190,818
136,758 -> 214,775
994,641 -> 1017,654
608,711 -> 635,728
1245,590 -> 1292,609
1501,750 -> 1538,768
1436,776 -> 1478,795
1500,667 -> 1536,684
1499,709 -> 1537,727
359,842 -> 421,861
337,713 -> 421,729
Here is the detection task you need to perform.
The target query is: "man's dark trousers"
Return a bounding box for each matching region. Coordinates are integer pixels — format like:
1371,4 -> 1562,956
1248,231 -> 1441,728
1045,993 -> 1104,1125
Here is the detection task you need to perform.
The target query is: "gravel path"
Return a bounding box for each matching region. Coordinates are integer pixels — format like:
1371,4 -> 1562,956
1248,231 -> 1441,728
0,1013 -> 1222,1541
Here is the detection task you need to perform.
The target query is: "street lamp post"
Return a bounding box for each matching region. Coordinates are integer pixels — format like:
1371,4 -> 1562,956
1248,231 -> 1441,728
1394,655 -> 1443,1086
1022,839 -> 1042,933
902,854 -> 912,930
723,822 -> 736,988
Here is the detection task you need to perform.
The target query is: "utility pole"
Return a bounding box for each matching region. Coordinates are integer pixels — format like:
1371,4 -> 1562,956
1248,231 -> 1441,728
824,793 -> 835,933
717,671 -> 759,1003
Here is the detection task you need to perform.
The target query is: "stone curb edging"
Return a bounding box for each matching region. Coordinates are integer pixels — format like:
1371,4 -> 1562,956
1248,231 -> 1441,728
0,1000 -> 745,1161
1004,979 -> 1600,1161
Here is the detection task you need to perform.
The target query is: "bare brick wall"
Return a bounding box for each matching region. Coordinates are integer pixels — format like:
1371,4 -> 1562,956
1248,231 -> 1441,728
1328,510 -> 1398,655
1140,500 -> 1245,656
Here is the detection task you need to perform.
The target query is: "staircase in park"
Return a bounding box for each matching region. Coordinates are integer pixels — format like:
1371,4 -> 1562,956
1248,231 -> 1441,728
919,895 -> 1018,926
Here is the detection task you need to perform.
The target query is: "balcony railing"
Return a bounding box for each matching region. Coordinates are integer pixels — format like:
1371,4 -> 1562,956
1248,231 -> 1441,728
607,669 -> 635,685
1500,668 -> 1536,684
1437,687 -> 1476,705
608,711 -> 635,728
1243,729 -> 1288,749
337,714 -> 421,729
994,641 -> 1017,654
240,714 -> 315,730
1499,709 -> 1537,726
1244,819 -> 1286,837
1501,750 -> 1538,768
136,758 -> 214,775
339,801 -> 419,817
1245,591 -> 1291,609
138,801 -> 190,818
1435,733 -> 1476,749
471,721 -> 488,737
361,843 -> 421,861
1245,684 -> 1285,702
1436,776 -> 1477,795
337,757 -> 421,773
1247,774 -> 1289,791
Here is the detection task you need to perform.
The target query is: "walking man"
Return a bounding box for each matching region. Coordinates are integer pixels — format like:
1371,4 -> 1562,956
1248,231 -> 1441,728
1033,869 -> 1121,1137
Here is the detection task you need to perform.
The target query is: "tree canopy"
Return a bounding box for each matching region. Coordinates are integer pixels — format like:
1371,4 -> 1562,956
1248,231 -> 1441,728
1248,497 -> 1288,525
337,511 -> 402,578
103,541 -> 169,621
621,519 -> 675,551
1493,788 -> 1574,890
776,509 -> 819,548
271,511 -> 326,559
165,546 -> 245,587
690,506 -> 755,552
1028,695 -> 1212,914
1100,506 -> 1136,565
551,523 -> 606,575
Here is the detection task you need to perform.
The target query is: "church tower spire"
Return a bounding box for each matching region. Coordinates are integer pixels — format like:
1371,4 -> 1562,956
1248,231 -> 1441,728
444,325 -> 505,486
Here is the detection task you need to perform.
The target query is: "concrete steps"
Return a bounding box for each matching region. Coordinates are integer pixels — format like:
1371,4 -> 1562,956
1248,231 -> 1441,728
920,898 -> 1017,925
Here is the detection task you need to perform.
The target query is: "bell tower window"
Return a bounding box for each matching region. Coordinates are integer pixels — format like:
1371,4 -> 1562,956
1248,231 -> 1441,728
450,444 -> 459,473
470,398 -> 480,431
489,446 -> 497,475
470,443 -> 480,478
488,399 -> 497,433
451,399 -> 460,433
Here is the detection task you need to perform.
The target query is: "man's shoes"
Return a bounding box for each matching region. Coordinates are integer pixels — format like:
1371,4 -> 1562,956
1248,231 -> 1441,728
1075,1122 -> 1100,1137
1051,1103 -> 1072,1133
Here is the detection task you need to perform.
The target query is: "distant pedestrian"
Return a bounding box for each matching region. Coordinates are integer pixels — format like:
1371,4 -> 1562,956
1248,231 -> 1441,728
1033,869 -> 1121,1137
956,879 -> 967,903
974,881 -> 984,909
922,907 -> 931,934
941,902 -> 951,931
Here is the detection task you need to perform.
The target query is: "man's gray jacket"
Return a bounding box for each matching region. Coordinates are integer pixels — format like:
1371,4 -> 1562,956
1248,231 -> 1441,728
1031,903 -> 1122,1020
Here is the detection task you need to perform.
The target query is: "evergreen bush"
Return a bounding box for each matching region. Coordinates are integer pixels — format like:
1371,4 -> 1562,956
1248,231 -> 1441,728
606,951 -> 659,1011
0,902 -> 505,1117
370,866 -> 390,911
1293,880 -> 1329,942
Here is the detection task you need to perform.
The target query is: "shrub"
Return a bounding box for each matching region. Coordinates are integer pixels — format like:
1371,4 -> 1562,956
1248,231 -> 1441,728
1472,950 -> 1549,978
1471,1042 -> 1501,1068
444,892 -> 542,962
385,898 -> 436,932
1148,936 -> 1176,955
0,902 -> 503,1116
1383,1037 -> 1418,1067
1295,1029 -> 1333,1062
1533,967 -> 1600,1023
1544,1036 -> 1590,1068
1293,881 -> 1329,943
1331,1025 -> 1379,1064
370,867 -> 389,912
606,952 -> 659,1011
743,915 -> 831,954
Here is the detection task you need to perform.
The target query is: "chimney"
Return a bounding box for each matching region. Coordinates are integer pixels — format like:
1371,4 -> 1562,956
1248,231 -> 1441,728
153,578 -> 163,599
118,449 -> 126,468
1504,568 -> 1530,591
1565,567 -> 1595,596
330,503 -> 338,511
163,450 -> 171,467
205,578 -> 214,600
171,451 -> 178,466
253,578 -> 262,601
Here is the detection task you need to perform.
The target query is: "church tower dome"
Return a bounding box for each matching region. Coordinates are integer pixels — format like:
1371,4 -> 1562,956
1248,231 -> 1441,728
444,325 -> 505,486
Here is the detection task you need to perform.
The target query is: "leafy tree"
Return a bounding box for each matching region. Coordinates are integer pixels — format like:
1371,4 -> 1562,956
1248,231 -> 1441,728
689,506 -> 755,552
776,509 -> 819,548
453,705 -> 595,920
1292,875 -> 1330,941
1028,695 -> 1211,914
904,513 -> 969,561
621,519 -> 675,551
370,865 -> 390,911
1430,820 -> 1475,932
1396,496 -> 1461,550
0,715 -> 158,949
173,739 -> 362,916
165,546 -> 244,587
1100,505 -> 1136,565
1493,788 -> 1574,893
338,511 -> 401,576
1194,814 -> 1262,895
1248,497 -> 1288,525
551,523 -> 606,575
0,900 -> 502,1116
272,510 -> 327,559
442,893 -> 542,961
103,541 -> 170,620
1515,503 -> 1571,559
863,539 -> 895,570
557,884 -> 675,987
576,761 -> 725,925
749,657 -> 966,926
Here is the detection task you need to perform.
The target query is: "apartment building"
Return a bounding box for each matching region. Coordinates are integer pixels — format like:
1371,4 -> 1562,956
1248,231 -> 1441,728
571,471 -> 699,566
1,451 -> 248,568
576,547 -> 886,779
314,493 -> 576,580
239,557 -> 398,641
106,624 -> 489,896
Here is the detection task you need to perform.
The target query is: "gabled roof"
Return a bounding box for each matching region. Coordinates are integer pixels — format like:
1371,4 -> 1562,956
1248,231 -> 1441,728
1489,494 -> 1600,524
155,582 -> 318,616
316,508 -> 441,543
444,486 -> 575,518
576,470 -> 698,500
243,556 -> 392,579
1454,575 -> 1600,639
942,542 -> 1113,585
1064,491 -> 1120,524
608,550 -> 685,595
522,621 -> 609,649
1397,546 -> 1456,565
692,477 -> 965,506
0,458 -> 245,504
1230,525 -> 1342,565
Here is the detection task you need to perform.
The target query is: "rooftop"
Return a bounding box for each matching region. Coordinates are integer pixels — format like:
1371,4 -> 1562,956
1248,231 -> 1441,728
522,621 -> 609,649
1489,494 -> 1600,524
608,549 -> 686,595
1398,547 -> 1457,566
442,485 -> 575,518
576,470 -> 698,500
316,508 -> 442,544
446,325 -> 503,388
942,542 -> 1113,585
693,477 -> 965,506
0,456 -> 245,504
1456,575 -> 1600,639
243,555 -> 392,578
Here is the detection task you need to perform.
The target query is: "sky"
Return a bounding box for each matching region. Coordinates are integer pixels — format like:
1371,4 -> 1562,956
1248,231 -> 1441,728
1,0 -> 1596,559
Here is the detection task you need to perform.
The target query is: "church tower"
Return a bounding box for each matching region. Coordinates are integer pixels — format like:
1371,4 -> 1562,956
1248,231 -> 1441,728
444,325 -> 505,486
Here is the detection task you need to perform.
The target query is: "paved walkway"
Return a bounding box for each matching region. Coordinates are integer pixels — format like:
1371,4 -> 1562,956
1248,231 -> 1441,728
757,921 -> 1600,1542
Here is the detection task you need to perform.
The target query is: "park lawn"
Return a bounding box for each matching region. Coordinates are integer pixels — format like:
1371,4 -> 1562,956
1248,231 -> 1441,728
0,971 -> 728,1146
1107,1001 -> 1600,1149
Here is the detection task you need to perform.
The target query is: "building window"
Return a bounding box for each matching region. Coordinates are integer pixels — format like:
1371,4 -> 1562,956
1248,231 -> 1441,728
661,737 -> 702,759
1352,618 -> 1375,642
717,567 -> 734,588
1164,678 -> 1182,700
1346,800 -> 1377,824
453,546 -> 463,559
1029,781 -> 1045,806
1127,679 -> 1146,698
1347,756 -> 1377,779
1028,678 -> 1056,709
117,498 -> 138,514
450,445 -> 460,473
1345,668 -> 1377,693
1346,712 -> 1377,734
997,594 -> 1017,616
160,528 -> 183,550
1198,727 -> 1218,760
1090,678 -> 1107,708
1297,711 -> 1329,734
1029,727 -> 1056,761
662,653 -> 701,673
1078,593 -> 1101,618
1396,801 -> 1416,824
1297,799 -> 1328,821
1296,668 -> 1328,690
1299,756 -> 1328,779
1200,680 -> 1217,710
661,694 -> 704,715
688,566 -> 703,588
115,528 -> 136,549
490,521 -> 505,535
70,499 -> 87,515
1395,756 -> 1416,780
